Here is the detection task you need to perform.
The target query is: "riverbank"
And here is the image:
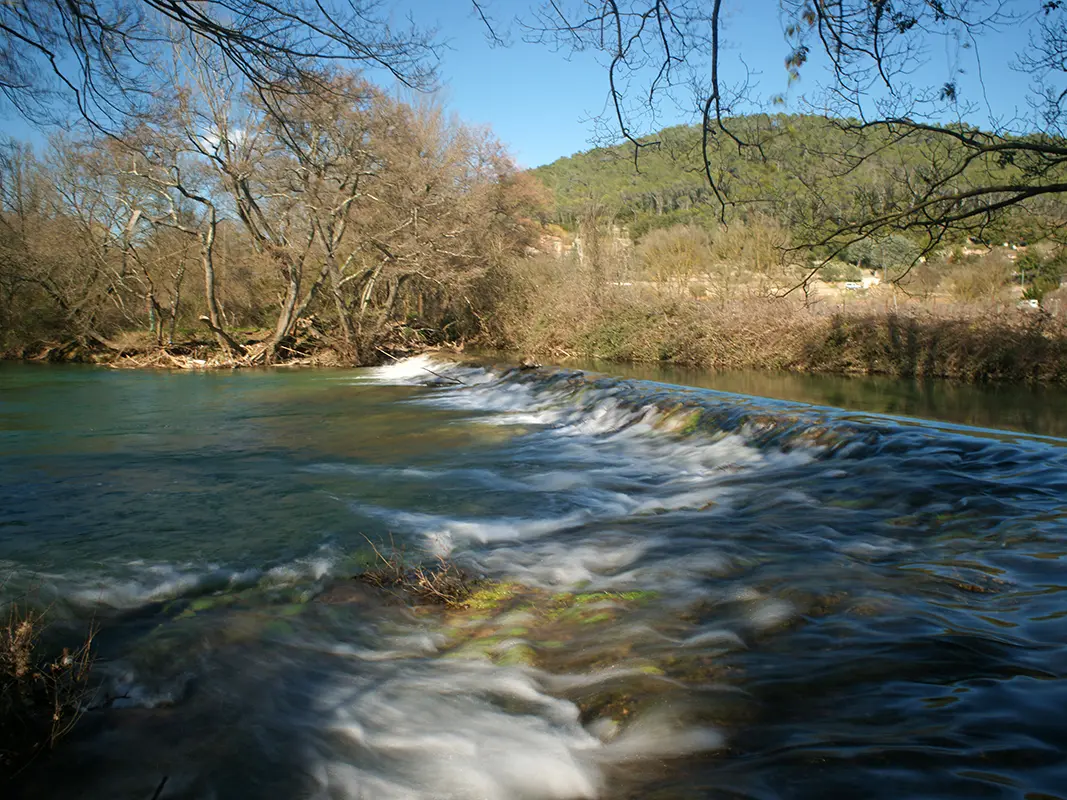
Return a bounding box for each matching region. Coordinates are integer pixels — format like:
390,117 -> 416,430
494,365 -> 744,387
484,290 -> 1067,384
7,294 -> 1067,385
0,324 -> 443,371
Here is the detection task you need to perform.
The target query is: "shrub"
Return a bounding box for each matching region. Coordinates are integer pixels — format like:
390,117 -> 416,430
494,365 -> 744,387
1,604 -> 95,775
948,251 -> 1014,303
355,538 -> 479,608
636,224 -> 711,293
819,261 -> 862,282
1018,250 -> 1066,300
844,234 -> 921,280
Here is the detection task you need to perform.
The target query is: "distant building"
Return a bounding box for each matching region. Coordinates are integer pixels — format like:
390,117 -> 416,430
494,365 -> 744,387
860,272 -> 880,289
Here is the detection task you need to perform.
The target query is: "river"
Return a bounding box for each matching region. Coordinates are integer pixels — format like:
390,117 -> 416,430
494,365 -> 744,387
2,357 -> 1066,799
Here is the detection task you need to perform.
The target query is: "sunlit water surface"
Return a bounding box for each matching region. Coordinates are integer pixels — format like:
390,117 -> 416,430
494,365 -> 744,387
2,358 -> 1066,799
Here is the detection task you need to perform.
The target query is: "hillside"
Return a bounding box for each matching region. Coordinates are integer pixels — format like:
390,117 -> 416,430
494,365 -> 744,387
532,114 -> 1058,246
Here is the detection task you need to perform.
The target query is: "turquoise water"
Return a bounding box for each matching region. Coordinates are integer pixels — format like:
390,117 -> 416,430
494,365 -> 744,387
2,358 -> 1067,799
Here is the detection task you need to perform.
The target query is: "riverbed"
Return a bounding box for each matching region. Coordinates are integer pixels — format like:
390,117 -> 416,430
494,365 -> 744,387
2,357 -> 1066,799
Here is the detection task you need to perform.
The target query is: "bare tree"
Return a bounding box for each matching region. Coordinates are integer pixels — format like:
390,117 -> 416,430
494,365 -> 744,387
257,72 -> 386,351
261,82 -> 544,356
0,137 -> 132,350
0,0 -> 440,131
117,107 -> 247,356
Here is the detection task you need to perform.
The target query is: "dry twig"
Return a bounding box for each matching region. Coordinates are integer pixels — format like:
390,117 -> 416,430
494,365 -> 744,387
1,603 -> 96,775
355,537 -> 477,608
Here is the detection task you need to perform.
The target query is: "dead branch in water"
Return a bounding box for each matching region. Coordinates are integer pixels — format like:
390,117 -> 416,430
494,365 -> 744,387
355,536 -> 477,608
107,341 -> 344,371
375,347 -> 467,385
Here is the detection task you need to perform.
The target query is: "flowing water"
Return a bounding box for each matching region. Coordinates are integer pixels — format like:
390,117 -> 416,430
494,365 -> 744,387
2,358 -> 1066,799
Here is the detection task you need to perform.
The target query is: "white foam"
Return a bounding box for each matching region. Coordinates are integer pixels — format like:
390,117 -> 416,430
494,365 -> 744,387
34,549 -> 342,612
358,506 -> 599,557
100,667 -> 195,710
68,563 -> 260,609
605,718 -> 724,760
312,660 -> 602,800
682,629 -> 747,649
469,536 -> 656,591
359,354 -> 454,385
745,598 -> 796,631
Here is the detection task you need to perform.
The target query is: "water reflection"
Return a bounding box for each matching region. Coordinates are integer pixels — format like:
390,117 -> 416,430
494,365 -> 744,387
561,358 -> 1067,438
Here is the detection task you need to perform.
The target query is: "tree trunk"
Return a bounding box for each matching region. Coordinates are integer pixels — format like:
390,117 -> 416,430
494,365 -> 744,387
314,219 -> 355,347
325,253 -> 353,345
266,257 -> 301,361
200,208 -> 240,355
167,263 -> 186,346
292,262 -> 331,326
145,291 -> 161,345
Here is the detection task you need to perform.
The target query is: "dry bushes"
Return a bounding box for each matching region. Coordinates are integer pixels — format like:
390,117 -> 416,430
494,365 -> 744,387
802,307 -> 1067,382
946,251 -> 1015,303
585,296 -> 823,369
1,605 -> 95,775
355,539 -> 478,608
477,255 -> 604,359
482,261 -> 823,370
481,253 -> 1067,383
636,225 -> 712,294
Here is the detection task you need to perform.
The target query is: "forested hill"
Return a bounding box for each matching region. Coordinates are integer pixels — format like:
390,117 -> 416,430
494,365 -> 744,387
531,114 -> 1055,244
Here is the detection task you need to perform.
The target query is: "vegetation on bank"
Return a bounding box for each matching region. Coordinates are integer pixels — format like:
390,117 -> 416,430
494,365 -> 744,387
482,254 -> 1067,385
0,61 -> 547,366
533,116 -> 1067,248
1,604 -> 95,777
4,108 -> 1067,383
478,118 -> 1067,384
2,4 -> 1067,385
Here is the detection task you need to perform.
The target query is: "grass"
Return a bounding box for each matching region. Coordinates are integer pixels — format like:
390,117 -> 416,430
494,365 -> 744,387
1,603 -> 95,777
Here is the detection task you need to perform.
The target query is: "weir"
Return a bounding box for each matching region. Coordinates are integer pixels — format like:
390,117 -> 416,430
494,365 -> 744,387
2,357 -> 1066,799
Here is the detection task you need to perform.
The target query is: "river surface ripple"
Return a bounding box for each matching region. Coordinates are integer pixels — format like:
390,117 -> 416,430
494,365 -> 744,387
1,357 -> 1066,799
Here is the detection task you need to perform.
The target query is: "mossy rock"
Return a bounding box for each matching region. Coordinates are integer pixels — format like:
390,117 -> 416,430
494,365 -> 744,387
464,581 -> 524,612
443,639 -> 497,661
494,643 -> 537,667
573,590 -> 657,604
827,498 -> 878,510
672,409 -> 703,435
274,603 -> 306,617
542,590 -> 656,624
579,611 -> 615,625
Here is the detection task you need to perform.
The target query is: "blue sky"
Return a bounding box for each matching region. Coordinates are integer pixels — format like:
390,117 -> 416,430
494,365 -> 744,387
400,0 -> 1043,168
0,1 -> 1048,168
